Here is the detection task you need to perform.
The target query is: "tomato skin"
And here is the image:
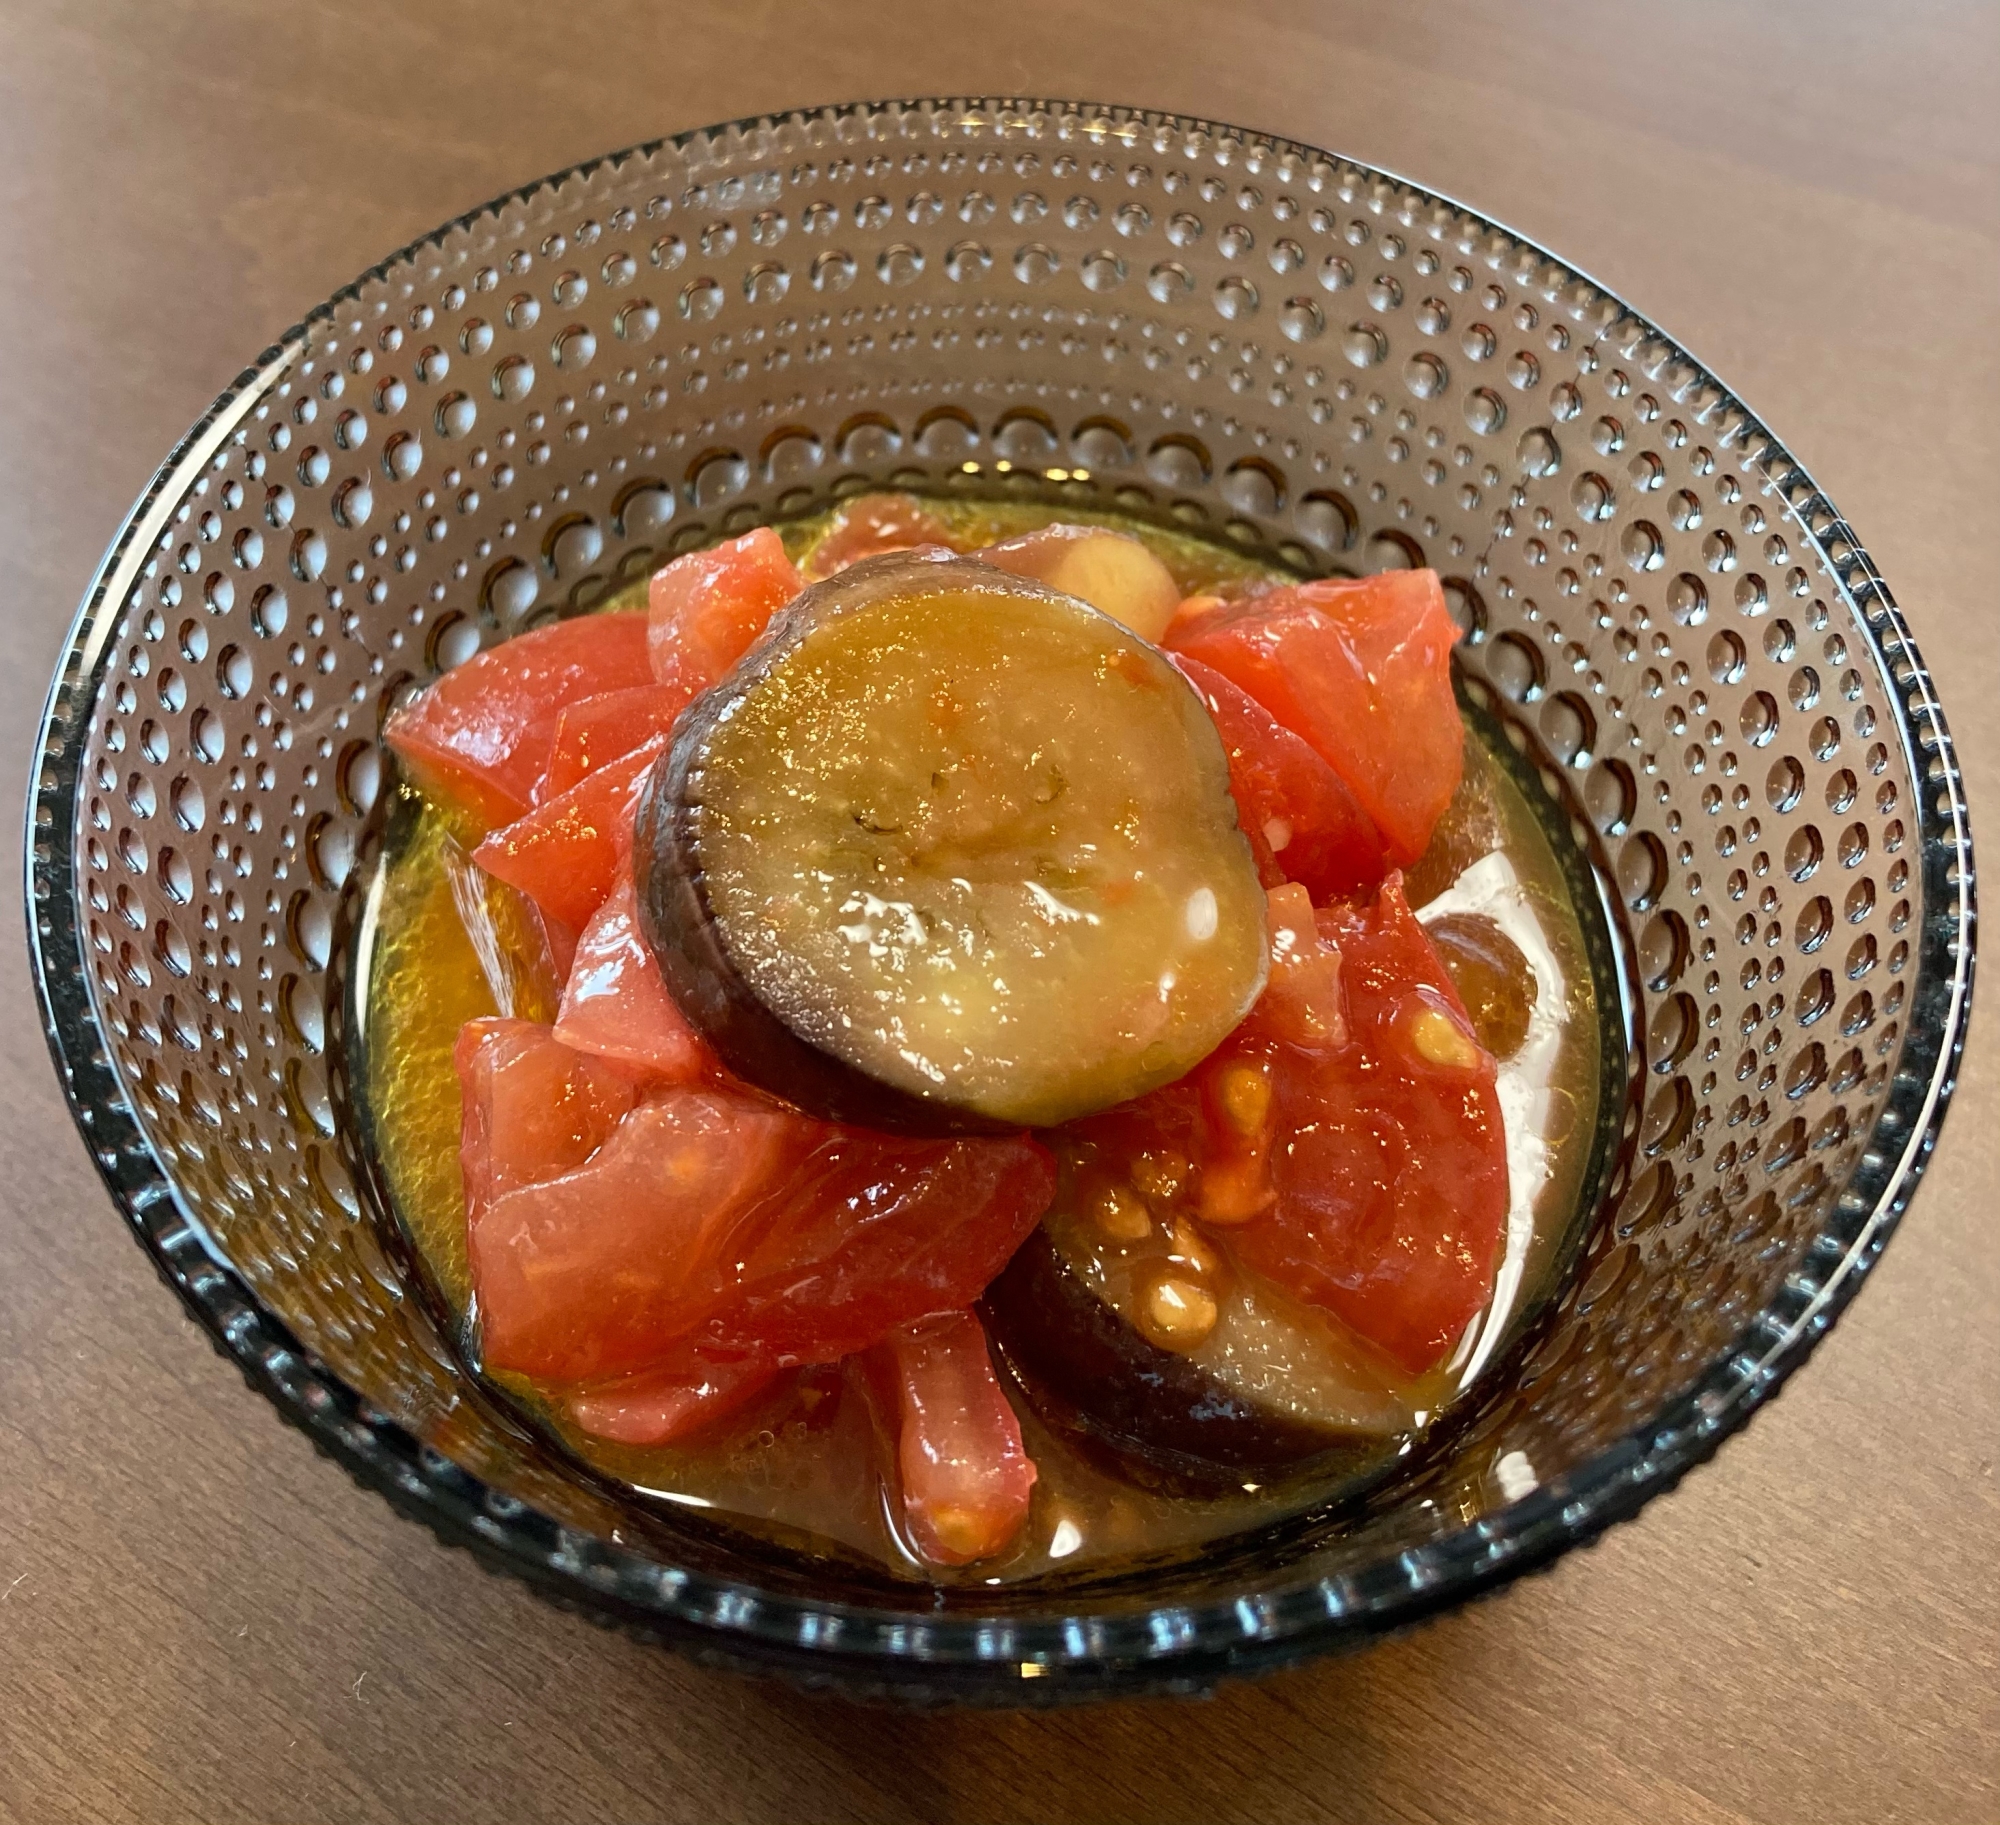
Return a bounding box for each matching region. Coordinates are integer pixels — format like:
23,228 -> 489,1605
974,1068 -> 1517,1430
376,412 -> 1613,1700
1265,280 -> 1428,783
648,528 -> 803,692
1228,874 -> 1508,1374
1172,656 -> 1388,898
553,872 -> 716,1084
862,1311 -> 1036,1566
385,614 -> 652,826
1167,572 -> 1462,867
470,736 -> 666,933
539,682 -> 697,802
801,492 -> 953,579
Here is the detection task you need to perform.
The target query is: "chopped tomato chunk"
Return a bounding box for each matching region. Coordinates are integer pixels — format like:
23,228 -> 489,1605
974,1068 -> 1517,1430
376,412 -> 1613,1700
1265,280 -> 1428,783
454,1017 -> 637,1214
565,1349 -> 779,1447
648,528 -> 803,693
863,1312 -> 1036,1566
461,1059 -> 1057,1383
553,872 -> 715,1083
469,1088 -> 808,1382
1227,874 -> 1508,1373
802,491 -> 954,579
694,1132 -> 1056,1364
470,736 -> 665,933
1061,872 -> 1504,1374
1173,655 -> 1388,898
1168,571 -> 1462,867
385,614 -> 651,825
540,682 -> 697,802
538,910 -> 579,985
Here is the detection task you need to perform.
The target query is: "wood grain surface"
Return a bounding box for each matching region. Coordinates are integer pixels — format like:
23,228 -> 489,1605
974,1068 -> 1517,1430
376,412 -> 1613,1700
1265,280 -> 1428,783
1,4 -> 1994,1820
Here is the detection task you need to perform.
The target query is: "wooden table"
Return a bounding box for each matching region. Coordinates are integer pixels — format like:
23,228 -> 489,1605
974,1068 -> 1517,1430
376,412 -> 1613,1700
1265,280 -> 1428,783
1,5 -> 1993,1820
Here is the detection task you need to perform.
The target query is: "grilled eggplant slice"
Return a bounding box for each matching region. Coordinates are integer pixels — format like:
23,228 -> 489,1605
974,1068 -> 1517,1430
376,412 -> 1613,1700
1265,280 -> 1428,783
635,550 -> 1267,1133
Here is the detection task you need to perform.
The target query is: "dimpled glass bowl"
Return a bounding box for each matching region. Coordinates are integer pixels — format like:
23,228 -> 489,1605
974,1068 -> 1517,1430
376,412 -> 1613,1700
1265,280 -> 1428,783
27,100 -> 1974,1703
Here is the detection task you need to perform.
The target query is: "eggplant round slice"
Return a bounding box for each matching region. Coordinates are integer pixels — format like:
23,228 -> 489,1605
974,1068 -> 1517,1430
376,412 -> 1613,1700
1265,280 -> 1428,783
636,550 -> 1268,1133
982,1198 -> 1416,1492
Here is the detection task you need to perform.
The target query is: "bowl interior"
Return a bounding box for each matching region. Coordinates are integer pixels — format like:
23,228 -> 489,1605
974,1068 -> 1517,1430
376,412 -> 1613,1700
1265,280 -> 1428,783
31,100 -> 1971,1694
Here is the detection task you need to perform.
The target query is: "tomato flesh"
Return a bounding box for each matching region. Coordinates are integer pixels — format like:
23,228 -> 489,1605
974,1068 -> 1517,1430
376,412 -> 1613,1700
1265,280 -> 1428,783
1167,572 -> 1462,867
1239,883 -> 1348,1053
540,682 -> 698,801
1172,655 -> 1388,897
1227,874 -> 1508,1373
458,1040 -> 1058,1383
863,1311 -> 1036,1566
1066,873 -> 1505,1375
468,1087 -> 807,1382
648,527 -> 803,693
385,613 -> 651,825
694,1131 -> 1055,1364
470,735 -> 665,933
455,1018 -> 638,1214
564,1350 -> 779,1447
553,871 -> 716,1084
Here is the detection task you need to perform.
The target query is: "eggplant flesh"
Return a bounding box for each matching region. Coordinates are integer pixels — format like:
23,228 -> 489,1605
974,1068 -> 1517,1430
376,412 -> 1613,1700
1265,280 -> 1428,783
637,551 -> 1268,1134
982,1220 -> 1414,1493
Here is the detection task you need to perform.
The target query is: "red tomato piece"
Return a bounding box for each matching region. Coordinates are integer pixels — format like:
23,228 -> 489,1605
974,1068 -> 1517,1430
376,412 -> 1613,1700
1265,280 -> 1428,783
802,491 -> 954,579
648,527 -> 803,693
863,1312 -> 1036,1567
553,872 -> 715,1084
565,1348 -> 779,1447
470,736 -> 665,933
1173,655 -> 1388,897
455,1017 -> 638,1214
466,1080 -> 1056,1385
539,681 -> 697,802
1227,873 -> 1508,1374
685,1131 -> 1056,1364
470,1089 -> 810,1382
1167,572 -> 1462,867
538,908 -> 580,985
385,614 -> 651,826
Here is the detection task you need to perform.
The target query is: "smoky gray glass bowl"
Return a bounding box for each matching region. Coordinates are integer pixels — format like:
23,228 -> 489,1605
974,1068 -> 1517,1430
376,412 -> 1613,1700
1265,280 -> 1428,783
26,99 -> 1975,1704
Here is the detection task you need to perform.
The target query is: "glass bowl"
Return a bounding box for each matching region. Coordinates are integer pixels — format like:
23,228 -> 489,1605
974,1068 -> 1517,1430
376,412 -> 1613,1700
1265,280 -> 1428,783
26,99 -> 1974,1704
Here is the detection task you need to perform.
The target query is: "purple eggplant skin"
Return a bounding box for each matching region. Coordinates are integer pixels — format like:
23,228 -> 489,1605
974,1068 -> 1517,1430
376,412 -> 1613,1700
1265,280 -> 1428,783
980,1228 -> 1366,1494
634,551 -> 1032,1136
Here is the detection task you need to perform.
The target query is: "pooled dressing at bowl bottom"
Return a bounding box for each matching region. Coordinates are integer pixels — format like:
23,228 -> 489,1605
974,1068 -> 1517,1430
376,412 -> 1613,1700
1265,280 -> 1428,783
354,500 -> 1604,1584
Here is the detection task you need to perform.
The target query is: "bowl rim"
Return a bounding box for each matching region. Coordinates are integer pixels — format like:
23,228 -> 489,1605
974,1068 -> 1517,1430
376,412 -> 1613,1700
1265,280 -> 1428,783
23,95 -> 1977,1704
